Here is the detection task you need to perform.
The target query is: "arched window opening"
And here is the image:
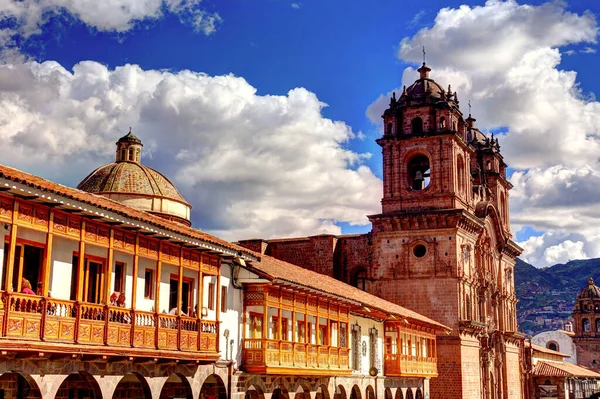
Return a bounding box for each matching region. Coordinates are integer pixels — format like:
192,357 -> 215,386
136,148 -> 141,162
466,294 -> 472,320
411,117 -> 423,134
596,318 -> 600,332
120,149 -> 126,161
457,155 -> 465,194
583,318 -> 591,332
128,148 -> 134,161
407,155 -> 431,190
547,341 -> 559,352
439,117 -> 446,130
386,123 -> 393,136
352,268 -> 368,291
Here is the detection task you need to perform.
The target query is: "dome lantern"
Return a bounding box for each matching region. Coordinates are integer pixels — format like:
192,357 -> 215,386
116,128 -> 143,163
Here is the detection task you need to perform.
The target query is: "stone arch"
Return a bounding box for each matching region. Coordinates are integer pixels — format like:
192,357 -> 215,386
294,382 -> 310,399
457,154 -> 465,195
0,371 -> 42,399
366,386 -> 375,399
415,389 -> 423,399
583,318 -> 591,332
272,377 -> 293,395
316,384 -> 330,399
350,385 -> 362,399
161,373 -> 193,399
405,388 -> 413,399
273,387 -> 291,399
246,385 -> 266,399
112,372 -> 151,399
245,377 -> 268,394
395,388 -> 404,399
334,385 -> 347,399
407,154 -> 431,190
384,388 -> 393,399
55,372 -> 102,399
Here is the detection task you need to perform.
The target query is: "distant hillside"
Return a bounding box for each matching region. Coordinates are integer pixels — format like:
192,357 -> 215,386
515,257 -> 600,336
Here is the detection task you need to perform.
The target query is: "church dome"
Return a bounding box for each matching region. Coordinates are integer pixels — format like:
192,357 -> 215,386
577,278 -> 600,300
77,130 -> 192,226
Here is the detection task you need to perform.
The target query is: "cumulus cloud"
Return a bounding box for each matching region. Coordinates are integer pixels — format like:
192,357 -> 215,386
0,0 -> 221,52
0,60 -> 381,240
367,0 -> 600,267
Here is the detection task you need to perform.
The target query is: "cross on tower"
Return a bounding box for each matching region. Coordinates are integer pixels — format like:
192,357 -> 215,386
422,46 -> 426,63
468,100 -> 472,115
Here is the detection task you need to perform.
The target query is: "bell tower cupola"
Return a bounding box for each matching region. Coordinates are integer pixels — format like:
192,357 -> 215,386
116,128 -> 143,163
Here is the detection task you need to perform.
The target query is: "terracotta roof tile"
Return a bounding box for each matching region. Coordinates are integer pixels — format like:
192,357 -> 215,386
247,254 -> 450,331
534,360 -> 600,378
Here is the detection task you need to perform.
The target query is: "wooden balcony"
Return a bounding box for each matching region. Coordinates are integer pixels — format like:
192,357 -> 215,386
384,353 -> 438,377
0,293 -> 219,361
242,338 -> 351,376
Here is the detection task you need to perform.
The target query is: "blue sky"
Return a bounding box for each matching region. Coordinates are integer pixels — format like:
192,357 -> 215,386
1,0 -> 600,266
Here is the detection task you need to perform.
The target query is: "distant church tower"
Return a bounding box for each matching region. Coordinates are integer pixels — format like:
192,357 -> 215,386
573,277 -> 600,371
370,63 -> 523,399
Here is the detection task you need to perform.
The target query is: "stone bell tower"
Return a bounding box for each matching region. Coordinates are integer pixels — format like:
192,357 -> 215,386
370,63 -> 523,399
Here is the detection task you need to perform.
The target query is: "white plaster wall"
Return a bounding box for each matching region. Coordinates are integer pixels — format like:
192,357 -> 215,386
532,330 -> 577,364
50,236 -> 78,300
135,257 -> 156,312
17,228 -> 46,244
349,314 -> 385,375
219,264 -> 246,366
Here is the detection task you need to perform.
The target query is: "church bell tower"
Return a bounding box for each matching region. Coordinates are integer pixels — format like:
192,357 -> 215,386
369,63 -> 523,399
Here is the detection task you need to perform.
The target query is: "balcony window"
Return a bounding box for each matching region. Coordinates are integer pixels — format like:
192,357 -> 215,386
4,242 -> 44,292
208,283 -> 215,311
331,321 -> 338,347
340,322 -> 348,348
114,262 -> 125,293
221,286 -> 228,313
319,324 -> 328,346
248,313 -> 263,338
297,320 -> 306,343
144,269 -> 154,299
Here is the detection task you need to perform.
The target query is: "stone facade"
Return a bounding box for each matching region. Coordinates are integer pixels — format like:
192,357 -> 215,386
238,63 -> 524,399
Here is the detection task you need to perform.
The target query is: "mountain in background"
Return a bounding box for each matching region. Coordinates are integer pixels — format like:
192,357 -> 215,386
514,257 -> 600,336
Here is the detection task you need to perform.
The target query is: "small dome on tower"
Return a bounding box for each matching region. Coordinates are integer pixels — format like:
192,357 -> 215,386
403,63 -> 445,101
77,129 -> 192,226
577,277 -> 600,300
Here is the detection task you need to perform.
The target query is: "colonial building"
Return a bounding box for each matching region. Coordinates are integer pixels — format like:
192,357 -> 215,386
522,342 -> 600,399
572,278 -> 600,372
532,322 -> 577,365
0,132 -> 447,399
238,63 -> 524,399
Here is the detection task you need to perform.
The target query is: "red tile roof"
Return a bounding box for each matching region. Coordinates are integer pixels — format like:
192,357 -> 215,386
246,254 -> 450,331
534,360 -> 600,378
0,163 -> 254,257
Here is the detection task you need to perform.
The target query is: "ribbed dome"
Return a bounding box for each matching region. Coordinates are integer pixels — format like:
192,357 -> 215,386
77,130 -> 192,226
577,278 -> 600,300
77,162 -> 188,205
405,78 -> 444,99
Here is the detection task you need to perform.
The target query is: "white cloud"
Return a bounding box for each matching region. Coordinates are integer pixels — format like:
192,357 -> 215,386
368,0 -> 600,267
291,3 -> 300,10
0,60 -> 381,240
0,0 -> 221,51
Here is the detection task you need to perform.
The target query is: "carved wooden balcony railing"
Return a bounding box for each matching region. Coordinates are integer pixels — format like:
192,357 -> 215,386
242,338 -> 351,375
0,293 -> 218,359
384,353 -> 438,377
